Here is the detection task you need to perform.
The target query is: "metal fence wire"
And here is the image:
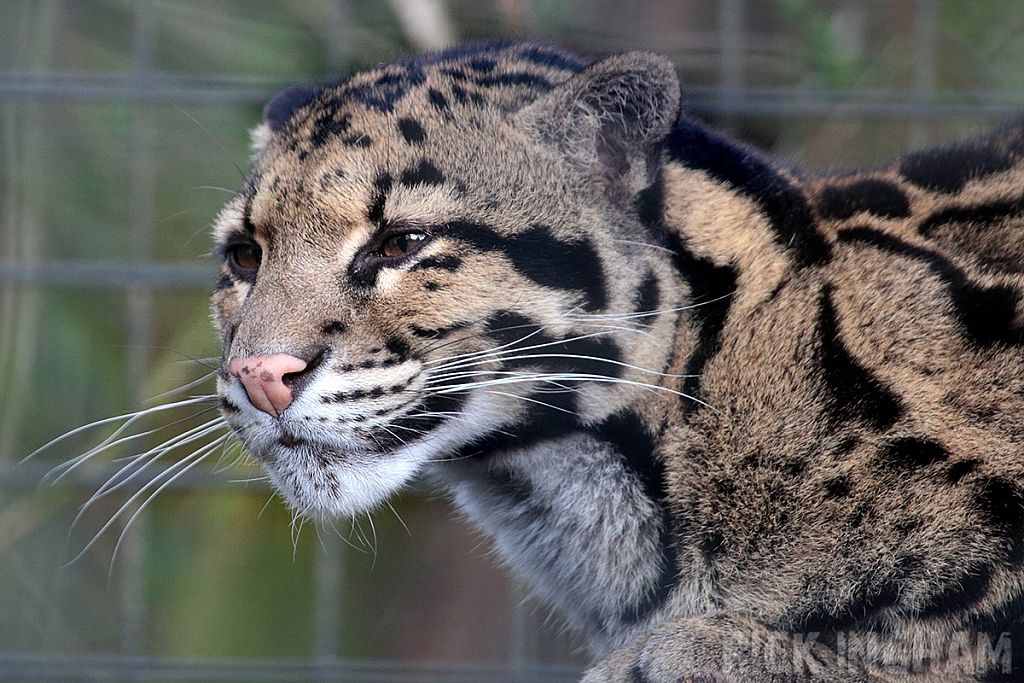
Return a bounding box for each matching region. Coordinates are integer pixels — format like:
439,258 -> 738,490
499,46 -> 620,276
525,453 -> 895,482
2,0 -> 1024,681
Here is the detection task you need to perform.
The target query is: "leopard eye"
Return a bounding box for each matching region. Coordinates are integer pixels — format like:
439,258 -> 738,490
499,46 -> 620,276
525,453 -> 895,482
225,242 -> 262,277
377,232 -> 427,258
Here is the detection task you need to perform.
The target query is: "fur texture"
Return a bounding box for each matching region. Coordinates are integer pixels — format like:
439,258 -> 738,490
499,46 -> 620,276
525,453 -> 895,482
211,41 -> 1024,681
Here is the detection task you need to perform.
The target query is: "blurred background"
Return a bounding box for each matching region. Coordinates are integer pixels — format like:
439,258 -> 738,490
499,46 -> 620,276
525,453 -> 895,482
2,0 -> 1024,681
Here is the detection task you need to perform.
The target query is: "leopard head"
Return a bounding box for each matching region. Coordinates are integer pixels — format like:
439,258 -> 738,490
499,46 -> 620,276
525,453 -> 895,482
212,43 -> 683,520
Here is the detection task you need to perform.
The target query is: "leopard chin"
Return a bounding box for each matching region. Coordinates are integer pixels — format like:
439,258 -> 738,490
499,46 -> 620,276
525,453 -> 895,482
258,440 -> 422,521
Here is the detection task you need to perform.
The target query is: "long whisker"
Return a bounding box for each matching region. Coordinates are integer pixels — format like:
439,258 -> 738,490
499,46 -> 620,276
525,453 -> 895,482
428,349 -> 693,382
424,371 -> 716,410
106,434 -> 232,572
478,389 -> 580,415
84,418 -> 227,506
42,397 -> 219,481
24,395 -> 216,465
144,372 -> 218,404
67,433 -> 229,568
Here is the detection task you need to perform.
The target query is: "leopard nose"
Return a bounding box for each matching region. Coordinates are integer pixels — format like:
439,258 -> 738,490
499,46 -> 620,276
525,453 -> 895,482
228,353 -> 308,417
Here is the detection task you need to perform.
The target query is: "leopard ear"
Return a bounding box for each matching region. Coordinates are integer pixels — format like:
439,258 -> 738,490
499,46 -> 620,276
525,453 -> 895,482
517,51 -> 681,198
264,85 -> 322,132
250,85 -> 324,157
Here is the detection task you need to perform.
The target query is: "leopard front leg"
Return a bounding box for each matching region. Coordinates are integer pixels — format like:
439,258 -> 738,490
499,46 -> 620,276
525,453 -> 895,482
581,612 -> 960,683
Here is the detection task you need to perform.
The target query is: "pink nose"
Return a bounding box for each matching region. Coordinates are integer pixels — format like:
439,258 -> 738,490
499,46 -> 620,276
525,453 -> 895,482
227,353 -> 308,417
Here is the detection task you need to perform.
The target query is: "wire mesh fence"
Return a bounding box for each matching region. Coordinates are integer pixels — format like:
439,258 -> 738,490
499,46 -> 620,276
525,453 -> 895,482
3,0 -> 1024,681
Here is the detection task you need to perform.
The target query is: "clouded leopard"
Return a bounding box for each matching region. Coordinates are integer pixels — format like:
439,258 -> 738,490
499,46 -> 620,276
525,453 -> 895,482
200,41 -> 1024,681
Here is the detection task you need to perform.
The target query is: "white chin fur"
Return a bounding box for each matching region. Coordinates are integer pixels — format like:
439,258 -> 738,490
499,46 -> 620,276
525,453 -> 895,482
261,445 -> 422,520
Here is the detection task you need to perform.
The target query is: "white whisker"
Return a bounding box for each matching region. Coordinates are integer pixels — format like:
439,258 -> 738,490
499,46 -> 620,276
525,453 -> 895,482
27,395 -> 217,466
479,390 -> 580,415
67,434 -> 228,568
144,372 -> 218,405
46,399 -> 220,483
84,418 -> 228,506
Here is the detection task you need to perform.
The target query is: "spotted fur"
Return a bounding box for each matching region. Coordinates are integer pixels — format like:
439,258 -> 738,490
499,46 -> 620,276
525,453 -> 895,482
210,41 -> 1024,681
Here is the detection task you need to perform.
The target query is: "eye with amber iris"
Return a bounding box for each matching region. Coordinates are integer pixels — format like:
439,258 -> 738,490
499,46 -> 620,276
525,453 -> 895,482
224,242 -> 262,278
376,232 -> 427,259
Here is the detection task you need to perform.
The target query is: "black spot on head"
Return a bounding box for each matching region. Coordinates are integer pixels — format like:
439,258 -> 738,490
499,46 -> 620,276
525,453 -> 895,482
817,179 -> 911,220
474,72 -> 553,89
823,476 -> 851,499
450,84 -> 486,107
384,336 -> 410,360
467,57 -> 497,73
427,88 -> 449,111
367,172 -> 392,225
409,321 -> 469,341
322,320 -> 346,335
507,225 -> 606,312
946,459 -> 980,484
816,286 -> 904,431
264,85 -> 322,132
214,274 -> 234,291
399,159 -> 445,187
396,117 -> 426,144
517,43 -> 587,72
666,121 -> 831,267
879,437 -> 949,470
310,112 -> 351,149
343,67 -> 424,113
442,68 -> 468,81
837,227 -> 1024,347
901,144 -> 1014,194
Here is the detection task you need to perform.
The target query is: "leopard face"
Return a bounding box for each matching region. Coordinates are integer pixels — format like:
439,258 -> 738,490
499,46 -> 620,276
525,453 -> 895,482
212,44 -> 683,521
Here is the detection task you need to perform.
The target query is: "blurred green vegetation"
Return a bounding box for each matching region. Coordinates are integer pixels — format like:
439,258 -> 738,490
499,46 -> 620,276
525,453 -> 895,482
2,0 -> 1024,676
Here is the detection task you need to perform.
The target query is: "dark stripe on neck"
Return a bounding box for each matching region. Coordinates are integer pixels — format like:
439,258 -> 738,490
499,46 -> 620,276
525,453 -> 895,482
665,121 -> 830,267
664,232 -> 738,414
